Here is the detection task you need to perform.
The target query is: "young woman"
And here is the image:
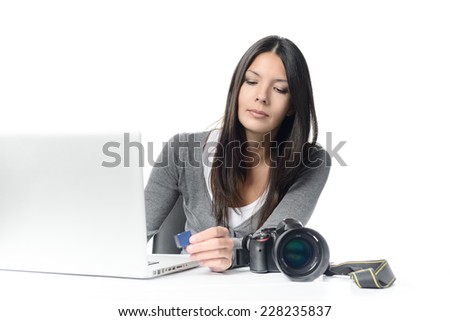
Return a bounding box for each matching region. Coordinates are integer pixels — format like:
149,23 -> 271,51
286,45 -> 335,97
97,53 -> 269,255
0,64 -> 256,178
145,35 -> 330,272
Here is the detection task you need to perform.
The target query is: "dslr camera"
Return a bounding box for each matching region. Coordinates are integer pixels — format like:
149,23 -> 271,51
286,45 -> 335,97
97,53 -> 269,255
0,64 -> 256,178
243,218 -> 330,281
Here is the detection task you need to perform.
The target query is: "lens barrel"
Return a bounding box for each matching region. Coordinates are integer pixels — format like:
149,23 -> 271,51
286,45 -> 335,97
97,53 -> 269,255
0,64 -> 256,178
273,227 -> 329,282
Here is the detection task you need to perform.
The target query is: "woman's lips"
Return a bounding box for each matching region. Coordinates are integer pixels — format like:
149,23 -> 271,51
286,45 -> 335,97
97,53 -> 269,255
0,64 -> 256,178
247,109 -> 269,118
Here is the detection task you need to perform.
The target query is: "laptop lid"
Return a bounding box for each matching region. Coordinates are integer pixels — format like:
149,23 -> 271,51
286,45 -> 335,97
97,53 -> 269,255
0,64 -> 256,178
0,132 -> 183,278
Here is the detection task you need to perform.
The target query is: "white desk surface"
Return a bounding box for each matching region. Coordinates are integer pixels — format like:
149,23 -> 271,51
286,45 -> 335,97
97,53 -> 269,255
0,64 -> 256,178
0,264 -> 444,321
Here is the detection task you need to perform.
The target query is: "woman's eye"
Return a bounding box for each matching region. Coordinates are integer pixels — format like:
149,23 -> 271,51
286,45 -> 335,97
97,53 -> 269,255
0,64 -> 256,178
274,87 -> 288,94
244,79 -> 257,85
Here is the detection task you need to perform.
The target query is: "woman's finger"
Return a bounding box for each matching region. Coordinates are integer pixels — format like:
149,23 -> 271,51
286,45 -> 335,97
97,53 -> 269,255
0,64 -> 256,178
189,226 -> 229,244
186,237 -> 233,255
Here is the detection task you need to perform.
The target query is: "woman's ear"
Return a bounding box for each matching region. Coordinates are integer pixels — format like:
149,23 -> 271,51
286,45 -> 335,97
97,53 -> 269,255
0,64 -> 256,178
286,107 -> 295,117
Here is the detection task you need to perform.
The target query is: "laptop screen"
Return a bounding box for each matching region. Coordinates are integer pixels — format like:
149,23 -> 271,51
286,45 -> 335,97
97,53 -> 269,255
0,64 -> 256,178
0,132 -> 150,278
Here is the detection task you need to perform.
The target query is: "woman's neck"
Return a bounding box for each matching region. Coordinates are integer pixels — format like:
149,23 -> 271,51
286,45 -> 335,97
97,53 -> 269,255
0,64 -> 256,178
243,130 -> 277,167
237,160 -> 270,206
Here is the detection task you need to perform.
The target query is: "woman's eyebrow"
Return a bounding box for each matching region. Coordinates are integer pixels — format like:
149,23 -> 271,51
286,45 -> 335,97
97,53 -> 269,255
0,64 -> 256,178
246,69 -> 260,77
246,69 -> 287,82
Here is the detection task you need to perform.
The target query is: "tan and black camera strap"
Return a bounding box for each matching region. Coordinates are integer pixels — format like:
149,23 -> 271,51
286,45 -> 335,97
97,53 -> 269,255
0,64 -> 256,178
325,259 -> 396,289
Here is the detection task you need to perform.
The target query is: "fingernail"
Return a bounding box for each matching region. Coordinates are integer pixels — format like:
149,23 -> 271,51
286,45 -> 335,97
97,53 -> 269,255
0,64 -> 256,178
186,245 -> 193,253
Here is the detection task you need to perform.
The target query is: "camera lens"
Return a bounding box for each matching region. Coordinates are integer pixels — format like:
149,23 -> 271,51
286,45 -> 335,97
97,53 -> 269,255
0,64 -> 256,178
283,238 -> 313,269
273,227 -> 329,282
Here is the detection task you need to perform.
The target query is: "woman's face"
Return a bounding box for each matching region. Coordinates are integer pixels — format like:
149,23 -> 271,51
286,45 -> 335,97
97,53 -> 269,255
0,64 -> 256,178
238,52 -> 292,141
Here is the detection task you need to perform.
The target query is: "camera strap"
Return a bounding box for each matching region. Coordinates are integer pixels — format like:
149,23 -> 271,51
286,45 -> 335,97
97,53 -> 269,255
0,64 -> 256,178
325,259 -> 396,289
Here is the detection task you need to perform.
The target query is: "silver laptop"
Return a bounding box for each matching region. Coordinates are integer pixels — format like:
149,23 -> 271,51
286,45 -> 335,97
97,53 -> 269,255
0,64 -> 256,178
0,131 -> 198,278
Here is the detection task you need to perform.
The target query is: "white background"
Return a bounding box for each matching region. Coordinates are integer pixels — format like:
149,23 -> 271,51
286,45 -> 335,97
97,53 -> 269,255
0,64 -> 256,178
1,0 -> 449,319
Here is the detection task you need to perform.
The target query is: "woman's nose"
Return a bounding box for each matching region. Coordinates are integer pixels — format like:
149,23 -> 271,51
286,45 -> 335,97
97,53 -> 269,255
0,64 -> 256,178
255,91 -> 269,105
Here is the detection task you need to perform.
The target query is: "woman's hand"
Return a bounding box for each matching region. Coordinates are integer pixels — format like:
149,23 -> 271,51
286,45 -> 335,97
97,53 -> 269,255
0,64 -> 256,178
186,226 -> 234,272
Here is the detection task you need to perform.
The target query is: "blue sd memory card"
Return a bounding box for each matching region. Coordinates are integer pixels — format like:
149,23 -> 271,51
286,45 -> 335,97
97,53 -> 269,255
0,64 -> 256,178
174,230 -> 192,248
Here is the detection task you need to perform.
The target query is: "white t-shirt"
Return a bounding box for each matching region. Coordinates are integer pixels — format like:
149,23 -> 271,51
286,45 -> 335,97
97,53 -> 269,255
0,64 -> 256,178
202,129 -> 267,228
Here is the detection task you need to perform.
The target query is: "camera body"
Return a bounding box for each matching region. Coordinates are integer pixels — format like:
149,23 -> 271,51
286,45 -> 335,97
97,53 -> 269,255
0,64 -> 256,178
245,218 -> 330,282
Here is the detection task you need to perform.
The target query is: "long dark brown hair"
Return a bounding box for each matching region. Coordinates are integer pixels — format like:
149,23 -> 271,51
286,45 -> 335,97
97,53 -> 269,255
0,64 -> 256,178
210,35 -> 318,228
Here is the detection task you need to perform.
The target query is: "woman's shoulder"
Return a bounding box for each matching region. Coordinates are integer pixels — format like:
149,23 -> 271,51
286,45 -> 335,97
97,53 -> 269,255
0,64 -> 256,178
303,143 -> 331,168
167,129 -> 216,144
283,143 -> 331,192
164,130 -> 218,161
283,143 -> 331,181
